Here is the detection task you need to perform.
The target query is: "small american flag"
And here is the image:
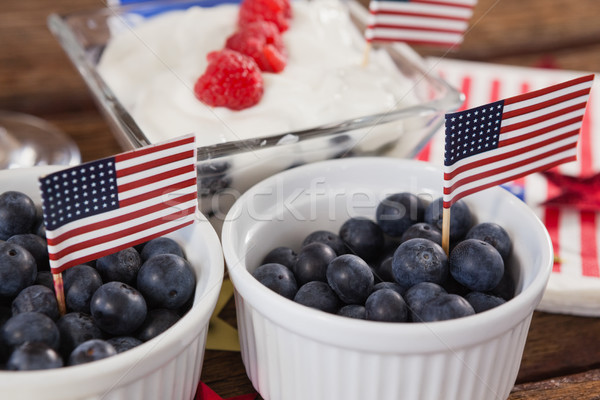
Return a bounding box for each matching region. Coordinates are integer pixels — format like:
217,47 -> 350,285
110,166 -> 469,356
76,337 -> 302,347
365,0 -> 477,49
443,74 -> 595,208
39,134 -> 198,273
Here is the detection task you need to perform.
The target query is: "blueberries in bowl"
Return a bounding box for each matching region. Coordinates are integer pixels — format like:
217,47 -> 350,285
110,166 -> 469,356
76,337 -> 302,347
0,189 -> 199,371
252,192 -> 515,323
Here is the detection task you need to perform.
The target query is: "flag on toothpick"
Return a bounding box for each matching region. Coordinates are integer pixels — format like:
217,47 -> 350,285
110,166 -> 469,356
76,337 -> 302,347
440,74 -> 595,252
364,0 -> 478,49
39,134 -> 198,274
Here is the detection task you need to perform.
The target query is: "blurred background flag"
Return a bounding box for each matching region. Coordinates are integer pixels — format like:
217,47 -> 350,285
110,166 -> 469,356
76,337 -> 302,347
39,134 -> 198,273
365,0 -> 478,49
443,74 -> 595,209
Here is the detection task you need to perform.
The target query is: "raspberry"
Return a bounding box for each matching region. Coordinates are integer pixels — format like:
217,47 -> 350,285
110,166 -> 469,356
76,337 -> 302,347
238,0 -> 292,32
194,49 -> 264,111
225,21 -> 287,73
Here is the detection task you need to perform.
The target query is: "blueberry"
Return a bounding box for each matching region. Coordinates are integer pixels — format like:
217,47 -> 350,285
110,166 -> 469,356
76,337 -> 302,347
68,339 -> 117,366
95,247 -> 141,285
0,191 -> 37,240
326,254 -> 374,305
63,264 -> 103,314
0,241 -> 37,298
419,294 -> 475,322
253,263 -> 298,300
392,238 -> 448,287
106,336 -> 143,353
372,256 -> 395,282
261,246 -> 297,269
376,192 -> 426,238
293,281 -> 340,313
1,312 -> 60,350
404,282 -> 447,322
301,230 -> 347,256
136,308 -> 180,342
7,233 -> 50,271
12,285 -> 60,321
424,198 -> 473,242
140,237 -> 185,262
56,312 -> 104,358
372,281 -> 407,296
466,222 -> 512,261
400,223 -> 442,246
464,292 -> 506,313
197,162 -> 232,197
137,254 -> 195,310
6,342 -> 63,370
365,288 -> 408,322
490,268 -> 516,301
449,239 -> 504,292
91,282 -> 147,336
337,304 -> 366,319
35,270 -> 55,291
339,217 -> 384,263
293,242 -> 337,285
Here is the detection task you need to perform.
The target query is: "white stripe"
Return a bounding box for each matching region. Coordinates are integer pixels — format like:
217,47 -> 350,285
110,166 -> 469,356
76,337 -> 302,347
47,198 -> 197,255
117,170 -> 196,201
46,185 -> 197,240
370,1 -> 474,19
115,141 -> 194,170
116,158 -> 194,186
503,81 -> 594,115
500,108 -> 586,139
444,134 -> 579,187
51,214 -> 195,270
443,147 -> 578,203
366,28 -> 464,44
368,14 -> 468,31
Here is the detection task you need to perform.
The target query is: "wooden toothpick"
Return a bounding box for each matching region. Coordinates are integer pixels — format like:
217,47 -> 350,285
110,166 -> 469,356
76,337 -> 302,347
442,207 -> 451,256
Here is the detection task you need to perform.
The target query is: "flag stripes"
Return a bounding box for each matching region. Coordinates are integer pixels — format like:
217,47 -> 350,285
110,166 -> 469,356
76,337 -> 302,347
41,134 -> 198,273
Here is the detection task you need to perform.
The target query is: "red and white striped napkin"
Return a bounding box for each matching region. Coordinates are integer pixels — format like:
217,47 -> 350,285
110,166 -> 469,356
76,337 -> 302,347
416,58 -> 600,316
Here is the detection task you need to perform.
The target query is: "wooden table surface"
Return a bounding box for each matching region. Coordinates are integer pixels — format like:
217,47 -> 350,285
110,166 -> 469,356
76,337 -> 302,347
2,0 -> 600,399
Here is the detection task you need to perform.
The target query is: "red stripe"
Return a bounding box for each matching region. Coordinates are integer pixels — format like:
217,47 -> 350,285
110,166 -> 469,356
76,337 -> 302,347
368,23 -> 463,34
116,150 -> 195,178
503,74 -> 595,106
502,88 -> 591,120
50,219 -> 194,274
119,177 -> 197,208
47,191 -> 197,246
545,207 -> 561,272
508,81 -> 532,189
115,135 -> 195,162
490,79 -> 501,102
445,129 -> 580,180
581,212 -> 599,277
500,102 -> 587,134
444,143 -> 578,193
578,96 -> 598,277
443,155 -> 577,208
49,205 -> 196,261
118,164 -> 195,193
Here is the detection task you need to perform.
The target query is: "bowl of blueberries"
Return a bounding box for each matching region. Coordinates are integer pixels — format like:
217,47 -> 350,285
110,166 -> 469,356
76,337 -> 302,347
221,157 -> 553,400
0,166 -> 224,400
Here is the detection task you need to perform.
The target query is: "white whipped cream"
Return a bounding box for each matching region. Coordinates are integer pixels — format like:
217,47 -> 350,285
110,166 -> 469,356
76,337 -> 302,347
98,0 -> 416,146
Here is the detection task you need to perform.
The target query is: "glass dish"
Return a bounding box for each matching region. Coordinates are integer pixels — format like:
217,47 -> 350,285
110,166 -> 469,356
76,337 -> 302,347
48,0 -> 462,229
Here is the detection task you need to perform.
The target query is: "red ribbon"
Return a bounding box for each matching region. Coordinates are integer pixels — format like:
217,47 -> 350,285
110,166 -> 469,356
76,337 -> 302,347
196,382 -> 257,400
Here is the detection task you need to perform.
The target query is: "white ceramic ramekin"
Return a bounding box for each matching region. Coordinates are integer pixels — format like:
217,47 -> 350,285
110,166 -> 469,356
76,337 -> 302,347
0,166 -> 224,400
222,158 -> 553,400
